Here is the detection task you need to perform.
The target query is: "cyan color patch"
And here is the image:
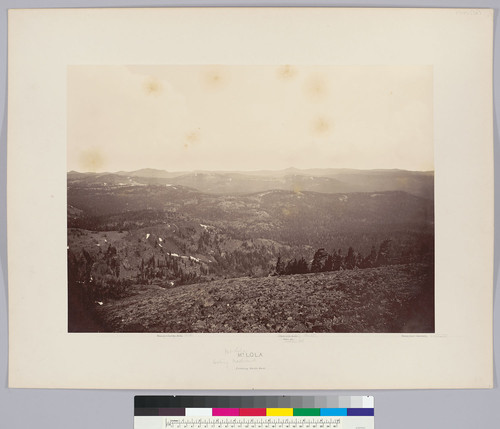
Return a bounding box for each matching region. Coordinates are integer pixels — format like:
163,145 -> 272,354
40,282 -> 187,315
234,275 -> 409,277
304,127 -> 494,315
320,408 -> 348,416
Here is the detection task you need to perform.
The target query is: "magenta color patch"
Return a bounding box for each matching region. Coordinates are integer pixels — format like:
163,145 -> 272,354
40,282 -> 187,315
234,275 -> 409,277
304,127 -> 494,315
212,408 -> 239,416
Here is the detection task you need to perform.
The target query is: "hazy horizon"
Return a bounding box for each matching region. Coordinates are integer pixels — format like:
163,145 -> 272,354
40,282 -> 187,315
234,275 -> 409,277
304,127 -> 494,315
68,166 -> 435,174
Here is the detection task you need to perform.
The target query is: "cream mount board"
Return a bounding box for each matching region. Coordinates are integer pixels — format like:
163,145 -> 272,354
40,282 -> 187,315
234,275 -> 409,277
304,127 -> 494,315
7,7 -> 493,389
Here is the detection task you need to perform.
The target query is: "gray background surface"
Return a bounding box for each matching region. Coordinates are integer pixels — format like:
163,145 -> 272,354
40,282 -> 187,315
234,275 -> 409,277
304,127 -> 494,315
0,1 -> 499,428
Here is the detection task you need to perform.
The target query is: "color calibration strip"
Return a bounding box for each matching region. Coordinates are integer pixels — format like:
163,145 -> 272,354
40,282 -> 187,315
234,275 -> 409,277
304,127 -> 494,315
135,396 -> 374,428
135,406 -> 373,417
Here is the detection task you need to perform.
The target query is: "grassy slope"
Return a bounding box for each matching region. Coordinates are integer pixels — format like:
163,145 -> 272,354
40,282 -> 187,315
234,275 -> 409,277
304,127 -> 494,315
93,263 -> 434,333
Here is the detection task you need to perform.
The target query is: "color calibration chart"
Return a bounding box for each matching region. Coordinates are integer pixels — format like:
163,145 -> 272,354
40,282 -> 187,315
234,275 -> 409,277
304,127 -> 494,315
134,396 -> 374,429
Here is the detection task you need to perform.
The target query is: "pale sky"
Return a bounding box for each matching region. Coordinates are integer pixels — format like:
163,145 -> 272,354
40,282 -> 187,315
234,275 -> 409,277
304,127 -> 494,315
67,65 -> 433,173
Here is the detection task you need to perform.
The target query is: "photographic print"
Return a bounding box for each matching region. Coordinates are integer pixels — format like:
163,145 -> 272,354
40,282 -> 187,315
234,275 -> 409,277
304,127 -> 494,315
67,65 -> 434,334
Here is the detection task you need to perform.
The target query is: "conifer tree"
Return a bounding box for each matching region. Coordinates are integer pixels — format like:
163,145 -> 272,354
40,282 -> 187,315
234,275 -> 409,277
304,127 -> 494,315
345,247 -> 356,270
275,254 -> 285,275
311,248 -> 328,272
376,240 -> 392,266
297,257 -> 309,274
324,254 -> 334,272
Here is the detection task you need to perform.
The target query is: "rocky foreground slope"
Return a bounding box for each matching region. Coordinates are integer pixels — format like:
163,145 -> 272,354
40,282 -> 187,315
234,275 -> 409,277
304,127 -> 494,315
92,263 -> 434,333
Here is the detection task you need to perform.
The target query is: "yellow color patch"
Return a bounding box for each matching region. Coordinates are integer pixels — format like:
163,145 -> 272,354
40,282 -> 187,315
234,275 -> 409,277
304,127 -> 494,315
266,408 -> 293,416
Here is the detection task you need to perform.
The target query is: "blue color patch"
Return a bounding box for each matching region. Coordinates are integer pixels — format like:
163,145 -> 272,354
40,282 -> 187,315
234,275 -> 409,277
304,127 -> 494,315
347,408 -> 375,416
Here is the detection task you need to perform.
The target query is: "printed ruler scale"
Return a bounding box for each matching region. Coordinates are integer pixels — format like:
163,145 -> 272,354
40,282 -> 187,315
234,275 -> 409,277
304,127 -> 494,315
135,396 -> 374,429
165,417 -> 343,428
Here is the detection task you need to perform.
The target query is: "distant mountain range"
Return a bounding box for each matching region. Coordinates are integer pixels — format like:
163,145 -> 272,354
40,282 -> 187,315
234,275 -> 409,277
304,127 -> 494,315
68,168 -> 434,258
68,167 -> 434,199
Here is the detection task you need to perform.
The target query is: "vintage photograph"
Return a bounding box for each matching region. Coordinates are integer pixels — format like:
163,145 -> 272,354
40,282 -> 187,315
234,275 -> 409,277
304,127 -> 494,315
67,65 -> 434,333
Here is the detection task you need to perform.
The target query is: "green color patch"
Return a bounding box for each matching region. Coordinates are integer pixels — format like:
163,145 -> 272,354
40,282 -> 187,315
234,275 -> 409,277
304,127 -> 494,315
293,408 -> 321,416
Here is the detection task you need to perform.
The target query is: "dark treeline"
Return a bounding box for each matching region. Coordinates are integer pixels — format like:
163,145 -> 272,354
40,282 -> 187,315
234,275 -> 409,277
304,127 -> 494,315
68,245 -> 207,302
275,239 -> 432,276
68,209 -> 183,232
